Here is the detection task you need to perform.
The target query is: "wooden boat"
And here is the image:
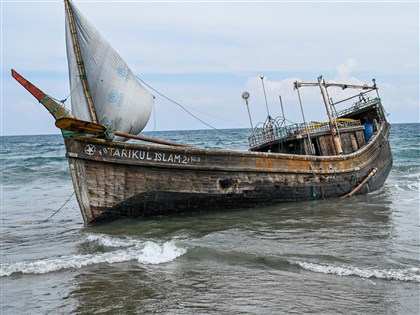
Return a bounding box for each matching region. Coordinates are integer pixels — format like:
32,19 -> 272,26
12,0 -> 392,225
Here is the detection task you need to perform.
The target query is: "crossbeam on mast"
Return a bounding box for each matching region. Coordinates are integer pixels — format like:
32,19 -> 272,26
295,81 -> 376,91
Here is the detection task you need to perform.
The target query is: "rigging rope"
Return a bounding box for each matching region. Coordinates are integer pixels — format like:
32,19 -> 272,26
136,76 -> 218,130
43,192 -> 75,222
311,168 -> 317,198
55,79 -> 83,105
152,102 -> 157,138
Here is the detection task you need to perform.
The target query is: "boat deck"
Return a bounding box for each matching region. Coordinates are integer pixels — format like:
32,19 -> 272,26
249,98 -> 383,156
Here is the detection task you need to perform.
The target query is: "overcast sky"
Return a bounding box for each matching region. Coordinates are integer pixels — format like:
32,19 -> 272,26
1,0 -> 419,136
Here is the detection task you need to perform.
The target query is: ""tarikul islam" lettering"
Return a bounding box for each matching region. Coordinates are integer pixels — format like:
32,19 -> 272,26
96,147 -> 200,164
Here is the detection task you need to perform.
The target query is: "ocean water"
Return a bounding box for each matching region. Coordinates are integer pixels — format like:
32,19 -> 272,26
1,124 -> 419,314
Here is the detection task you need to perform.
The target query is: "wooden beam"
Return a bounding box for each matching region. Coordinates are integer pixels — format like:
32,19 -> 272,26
64,0 -> 98,123
11,69 -> 45,101
55,117 -> 190,147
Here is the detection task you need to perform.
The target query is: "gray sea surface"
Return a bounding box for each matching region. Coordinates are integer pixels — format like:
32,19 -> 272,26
1,124 -> 419,314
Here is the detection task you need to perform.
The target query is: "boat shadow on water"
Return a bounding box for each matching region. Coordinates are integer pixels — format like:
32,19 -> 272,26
84,191 -> 394,239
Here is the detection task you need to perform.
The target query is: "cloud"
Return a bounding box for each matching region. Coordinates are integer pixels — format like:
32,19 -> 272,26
336,58 -> 357,79
242,58 -> 418,126
1,1 -> 419,136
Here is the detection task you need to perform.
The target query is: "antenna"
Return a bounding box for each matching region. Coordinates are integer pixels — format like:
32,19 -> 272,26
242,91 -> 253,130
373,78 -> 380,98
260,75 -> 271,118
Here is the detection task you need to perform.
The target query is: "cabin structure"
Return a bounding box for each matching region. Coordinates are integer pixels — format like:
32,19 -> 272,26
249,78 -> 385,157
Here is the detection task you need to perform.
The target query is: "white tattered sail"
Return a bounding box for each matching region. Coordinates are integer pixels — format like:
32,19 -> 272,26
65,1 -> 153,137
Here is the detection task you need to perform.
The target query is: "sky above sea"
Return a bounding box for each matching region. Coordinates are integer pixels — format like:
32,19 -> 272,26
1,0 -> 419,136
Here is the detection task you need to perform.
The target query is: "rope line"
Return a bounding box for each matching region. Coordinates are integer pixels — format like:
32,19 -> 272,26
56,79 -> 82,105
152,102 -> 157,138
43,192 -> 75,222
311,167 -> 317,198
136,76 -> 218,130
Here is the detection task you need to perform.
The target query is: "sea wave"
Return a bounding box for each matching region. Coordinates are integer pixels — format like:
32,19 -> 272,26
84,233 -> 139,248
1,235 -> 186,277
186,246 -> 420,283
289,260 -> 420,283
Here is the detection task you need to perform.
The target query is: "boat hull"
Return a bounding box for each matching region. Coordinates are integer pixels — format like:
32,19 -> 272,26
65,124 -> 392,224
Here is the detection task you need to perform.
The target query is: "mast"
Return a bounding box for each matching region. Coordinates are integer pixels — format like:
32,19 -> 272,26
260,76 -> 271,118
64,0 -> 98,123
295,84 -> 314,155
278,95 -> 285,123
318,76 -> 343,155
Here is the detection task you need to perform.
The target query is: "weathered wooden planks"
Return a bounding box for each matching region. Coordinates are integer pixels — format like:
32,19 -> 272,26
65,122 -> 392,225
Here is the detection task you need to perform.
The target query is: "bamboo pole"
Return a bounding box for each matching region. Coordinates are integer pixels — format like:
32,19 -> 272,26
279,95 -> 285,122
55,117 -> 190,147
64,0 -> 98,123
341,168 -> 378,198
260,76 -> 271,118
113,131 -> 191,147
295,85 -> 314,155
318,76 -> 343,155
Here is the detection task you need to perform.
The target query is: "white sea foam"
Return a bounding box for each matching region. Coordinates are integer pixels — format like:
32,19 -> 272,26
290,260 -> 420,282
137,241 -> 187,265
1,236 -> 186,277
84,233 -> 138,248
